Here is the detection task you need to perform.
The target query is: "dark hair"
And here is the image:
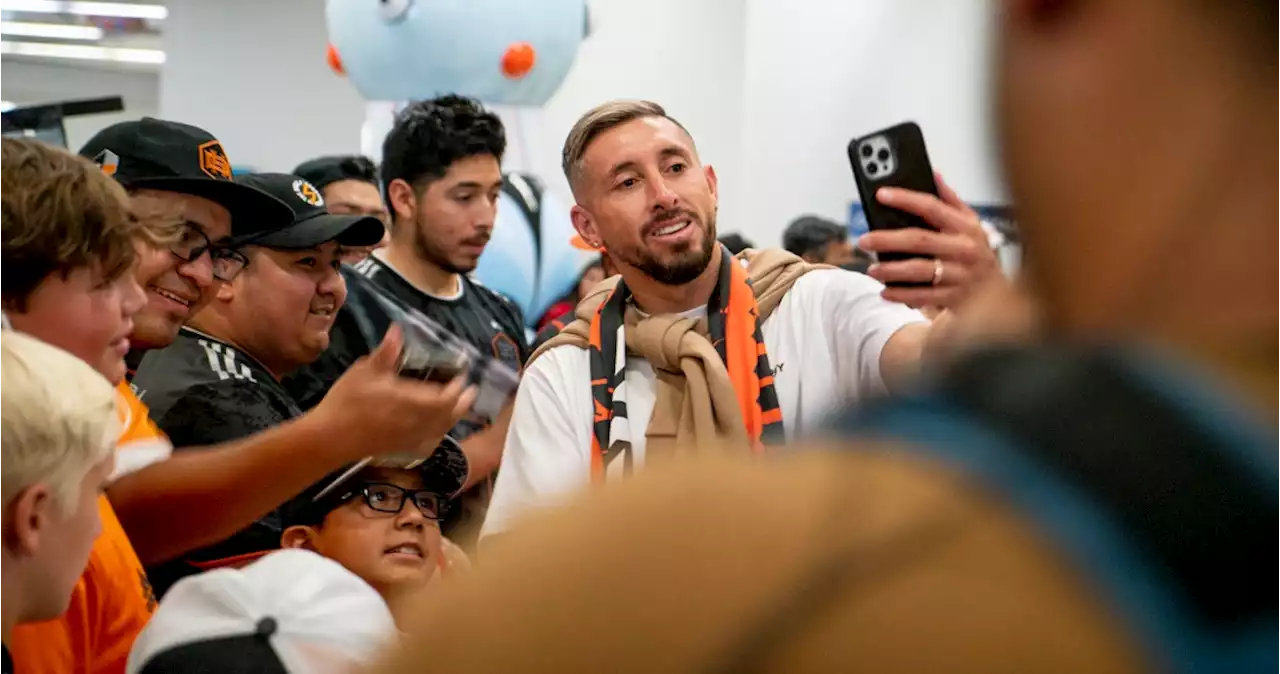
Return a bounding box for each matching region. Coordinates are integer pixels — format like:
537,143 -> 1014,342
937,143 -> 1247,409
380,95 -> 506,207
782,215 -> 848,259
718,233 -> 755,255
292,155 -> 378,191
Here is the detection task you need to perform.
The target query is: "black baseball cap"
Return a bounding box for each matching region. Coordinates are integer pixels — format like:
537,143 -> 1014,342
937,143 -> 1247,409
232,173 -> 384,249
292,155 -> 379,191
281,436 -> 469,528
78,117 -> 294,237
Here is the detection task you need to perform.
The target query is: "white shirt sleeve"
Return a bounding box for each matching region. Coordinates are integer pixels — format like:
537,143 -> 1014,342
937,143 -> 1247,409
480,345 -> 595,540
808,269 -> 928,397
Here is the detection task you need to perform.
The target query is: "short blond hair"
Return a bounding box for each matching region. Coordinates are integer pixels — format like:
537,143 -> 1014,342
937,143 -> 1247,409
1,331 -> 119,513
561,100 -> 691,194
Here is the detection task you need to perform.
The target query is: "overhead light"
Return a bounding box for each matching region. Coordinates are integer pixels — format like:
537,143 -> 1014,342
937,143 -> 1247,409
1,20 -> 105,40
0,40 -> 164,63
0,1 -> 167,21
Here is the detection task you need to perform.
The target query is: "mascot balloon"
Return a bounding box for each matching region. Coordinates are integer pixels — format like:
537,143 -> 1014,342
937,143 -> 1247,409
325,0 -> 596,329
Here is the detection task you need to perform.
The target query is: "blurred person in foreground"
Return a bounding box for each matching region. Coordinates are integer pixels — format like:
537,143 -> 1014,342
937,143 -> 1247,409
126,549 -> 395,674
480,99 -> 998,539
288,95 -> 529,548
1,333 -> 121,671
376,0 -> 1277,671
293,154 -> 390,260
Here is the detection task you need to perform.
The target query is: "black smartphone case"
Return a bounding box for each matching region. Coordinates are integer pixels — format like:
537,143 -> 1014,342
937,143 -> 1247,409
848,121 -> 940,266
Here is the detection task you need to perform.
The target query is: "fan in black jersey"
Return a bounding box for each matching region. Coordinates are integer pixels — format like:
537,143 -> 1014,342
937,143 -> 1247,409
131,172 -> 394,596
285,95 -> 528,549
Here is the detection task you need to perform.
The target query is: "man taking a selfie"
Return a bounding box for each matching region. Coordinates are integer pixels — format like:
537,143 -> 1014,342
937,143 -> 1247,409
481,99 -> 999,539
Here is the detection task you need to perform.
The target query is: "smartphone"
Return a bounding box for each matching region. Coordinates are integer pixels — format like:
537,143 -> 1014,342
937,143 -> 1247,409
396,348 -> 468,385
847,121 -> 940,275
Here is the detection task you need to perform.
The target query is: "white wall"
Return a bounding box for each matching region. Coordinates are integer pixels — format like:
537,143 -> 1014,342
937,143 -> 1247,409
160,0 -> 366,172
526,0 -> 1002,248
734,0 -> 1005,246
146,0 -> 997,246
526,0 -> 748,220
0,60 -> 160,151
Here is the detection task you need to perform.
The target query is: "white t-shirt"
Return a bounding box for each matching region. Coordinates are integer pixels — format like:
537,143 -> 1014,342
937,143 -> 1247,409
481,268 -> 926,538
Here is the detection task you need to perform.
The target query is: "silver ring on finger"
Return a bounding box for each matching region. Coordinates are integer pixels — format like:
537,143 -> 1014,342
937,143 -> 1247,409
931,259 -> 945,286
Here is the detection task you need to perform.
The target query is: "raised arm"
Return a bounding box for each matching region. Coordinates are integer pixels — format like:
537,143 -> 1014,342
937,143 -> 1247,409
109,327 -> 477,566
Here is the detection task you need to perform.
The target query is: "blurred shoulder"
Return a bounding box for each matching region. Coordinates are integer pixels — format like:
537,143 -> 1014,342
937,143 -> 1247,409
385,448 -> 1142,672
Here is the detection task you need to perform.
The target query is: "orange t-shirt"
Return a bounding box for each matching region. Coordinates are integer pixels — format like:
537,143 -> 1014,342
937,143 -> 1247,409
8,383 -> 165,674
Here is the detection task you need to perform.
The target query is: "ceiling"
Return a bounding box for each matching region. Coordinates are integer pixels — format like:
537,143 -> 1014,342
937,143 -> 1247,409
1,1 -> 166,75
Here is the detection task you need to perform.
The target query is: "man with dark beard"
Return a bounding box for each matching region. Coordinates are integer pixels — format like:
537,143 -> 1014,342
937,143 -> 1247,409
480,100 -> 1000,539
287,95 -> 527,548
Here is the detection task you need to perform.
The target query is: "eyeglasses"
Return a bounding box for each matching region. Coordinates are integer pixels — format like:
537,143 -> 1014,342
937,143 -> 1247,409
339,482 -> 443,521
170,223 -> 250,282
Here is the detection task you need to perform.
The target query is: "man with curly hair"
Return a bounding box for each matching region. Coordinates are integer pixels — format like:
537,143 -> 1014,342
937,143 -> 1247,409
288,95 -> 529,548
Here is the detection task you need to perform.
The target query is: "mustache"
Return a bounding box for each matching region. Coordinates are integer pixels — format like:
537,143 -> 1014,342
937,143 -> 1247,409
643,209 -> 698,237
461,233 -> 491,247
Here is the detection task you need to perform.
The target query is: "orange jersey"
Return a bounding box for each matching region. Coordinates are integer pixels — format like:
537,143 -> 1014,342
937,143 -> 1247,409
9,383 -> 164,674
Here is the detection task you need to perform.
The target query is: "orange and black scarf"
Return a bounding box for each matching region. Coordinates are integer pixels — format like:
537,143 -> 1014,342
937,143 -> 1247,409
586,245 -> 785,476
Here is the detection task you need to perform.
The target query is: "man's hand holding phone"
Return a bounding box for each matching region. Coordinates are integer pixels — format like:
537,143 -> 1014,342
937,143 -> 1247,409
309,325 -> 478,464
858,173 -> 1002,310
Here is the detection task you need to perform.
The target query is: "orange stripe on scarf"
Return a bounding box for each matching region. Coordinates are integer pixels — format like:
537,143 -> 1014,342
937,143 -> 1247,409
723,259 -> 768,449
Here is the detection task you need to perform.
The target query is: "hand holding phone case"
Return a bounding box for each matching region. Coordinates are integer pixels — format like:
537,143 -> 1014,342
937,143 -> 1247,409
847,121 -> 940,266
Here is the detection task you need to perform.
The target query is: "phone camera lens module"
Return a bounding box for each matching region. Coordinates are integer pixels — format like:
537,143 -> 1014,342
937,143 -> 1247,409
877,149 -> 890,161
866,162 -> 878,176
860,144 -> 873,158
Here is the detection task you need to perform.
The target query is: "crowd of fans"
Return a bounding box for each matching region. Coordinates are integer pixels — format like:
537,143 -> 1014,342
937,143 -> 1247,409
1,0 -> 1275,671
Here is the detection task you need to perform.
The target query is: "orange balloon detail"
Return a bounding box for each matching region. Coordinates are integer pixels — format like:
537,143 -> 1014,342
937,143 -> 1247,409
501,42 -> 536,79
326,43 -> 345,76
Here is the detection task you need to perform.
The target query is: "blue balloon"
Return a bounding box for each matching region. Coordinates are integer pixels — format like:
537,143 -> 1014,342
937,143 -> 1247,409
326,0 -> 588,106
474,174 -> 597,327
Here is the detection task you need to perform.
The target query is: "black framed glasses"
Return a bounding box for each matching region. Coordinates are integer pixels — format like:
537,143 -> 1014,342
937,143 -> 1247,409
170,223 -> 250,282
339,482 -> 443,521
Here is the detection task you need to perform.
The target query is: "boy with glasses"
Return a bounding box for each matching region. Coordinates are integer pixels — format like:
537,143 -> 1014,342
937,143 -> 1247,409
280,441 -> 469,622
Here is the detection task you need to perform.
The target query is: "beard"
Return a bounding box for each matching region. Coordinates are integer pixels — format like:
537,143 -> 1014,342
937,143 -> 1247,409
615,209 -> 719,286
412,212 -> 477,275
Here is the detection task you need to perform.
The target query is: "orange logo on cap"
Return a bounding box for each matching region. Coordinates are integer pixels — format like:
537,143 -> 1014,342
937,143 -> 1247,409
94,149 -> 119,176
198,140 -> 232,180
292,179 -> 324,206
